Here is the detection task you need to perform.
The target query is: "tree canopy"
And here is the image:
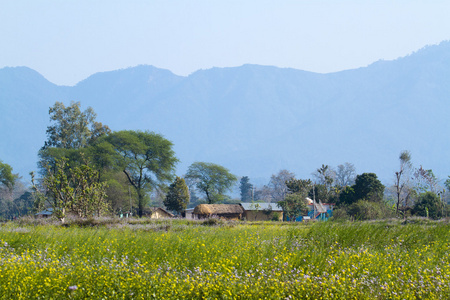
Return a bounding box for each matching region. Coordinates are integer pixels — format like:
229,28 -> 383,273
164,176 -> 190,214
353,173 -> 385,203
279,178 -> 311,221
239,176 -> 253,202
268,169 -> 295,203
0,160 -> 17,191
100,130 -> 178,217
337,173 -> 384,206
43,101 -> 110,150
185,162 -> 237,204
412,191 -> 443,219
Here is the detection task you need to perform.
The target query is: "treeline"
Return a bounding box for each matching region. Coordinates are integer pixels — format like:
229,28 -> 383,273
0,102 -> 237,221
0,101 -> 449,221
237,156 -> 449,221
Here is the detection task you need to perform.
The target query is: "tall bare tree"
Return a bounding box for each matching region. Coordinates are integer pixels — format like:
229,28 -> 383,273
268,169 -> 295,203
394,150 -> 413,215
335,163 -> 356,188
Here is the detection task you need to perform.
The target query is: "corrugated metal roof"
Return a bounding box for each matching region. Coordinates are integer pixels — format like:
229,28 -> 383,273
35,208 -> 53,216
240,202 -> 283,211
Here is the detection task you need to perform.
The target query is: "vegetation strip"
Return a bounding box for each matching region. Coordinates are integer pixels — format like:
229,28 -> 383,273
0,220 -> 449,299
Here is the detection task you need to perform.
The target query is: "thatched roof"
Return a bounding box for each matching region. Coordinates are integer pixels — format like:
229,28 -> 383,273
193,204 -> 244,215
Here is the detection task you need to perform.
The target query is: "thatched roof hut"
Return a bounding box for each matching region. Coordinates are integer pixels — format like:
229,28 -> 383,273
193,204 -> 244,220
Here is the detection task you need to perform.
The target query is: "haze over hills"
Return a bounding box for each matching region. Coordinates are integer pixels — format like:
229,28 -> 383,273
1,41 -> 450,186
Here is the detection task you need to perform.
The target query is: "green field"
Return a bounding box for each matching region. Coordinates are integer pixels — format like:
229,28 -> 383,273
0,219 -> 449,299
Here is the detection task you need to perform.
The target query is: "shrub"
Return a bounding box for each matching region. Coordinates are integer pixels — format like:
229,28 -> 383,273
330,207 -> 349,221
347,200 -> 385,220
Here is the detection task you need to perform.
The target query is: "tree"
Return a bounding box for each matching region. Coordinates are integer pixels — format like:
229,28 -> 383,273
268,170 -> 295,203
0,160 -> 17,192
413,166 -> 438,194
101,130 -> 178,217
337,186 -> 356,207
286,178 -> 312,194
308,184 -> 329,202
353,173 -> 385,203
335,163 -> 356,188
313,164 -> 335,190
347,200 -> 388,221
185,162 -> 237,204
38,101 -> 111,180
239,176 -> 253,202
279,178 -> 311,221
43,157 -> 109,221
336,173 -> 384,207
43,101 -> 110,150
164,177 -> 190,214
253,185 -> 273,203
394,150 -> 413,215
412,192 -> 443,219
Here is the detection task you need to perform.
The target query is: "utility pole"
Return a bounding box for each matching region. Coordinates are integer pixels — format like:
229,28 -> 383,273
313,183 -> 316,220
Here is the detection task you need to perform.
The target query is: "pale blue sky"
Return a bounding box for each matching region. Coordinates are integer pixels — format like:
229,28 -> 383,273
1,0 -> 449,86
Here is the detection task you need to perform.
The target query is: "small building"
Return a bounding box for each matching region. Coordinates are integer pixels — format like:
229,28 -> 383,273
143,207 -> 174,219
286,198 -> 334,221
240,202 -> 283,221
182,208 -> 195,220
192,204 -> 244,220
35,208 -> 53,218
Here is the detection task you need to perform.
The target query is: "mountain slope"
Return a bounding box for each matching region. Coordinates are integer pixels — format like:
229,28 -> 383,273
1,41 -> 450,184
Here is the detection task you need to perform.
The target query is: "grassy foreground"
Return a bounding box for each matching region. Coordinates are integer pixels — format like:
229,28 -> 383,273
0,219 -> 449,299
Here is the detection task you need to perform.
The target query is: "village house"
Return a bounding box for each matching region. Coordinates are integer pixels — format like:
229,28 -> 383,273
239,202 -> 283,221
192,204 -> 244,220
142,207 -> 174,219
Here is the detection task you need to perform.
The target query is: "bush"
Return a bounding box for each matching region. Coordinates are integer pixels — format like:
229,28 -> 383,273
347,200 -> 390,221
412,192 -> 443,219
330,207 -> 350,221
271,212 -> 281,221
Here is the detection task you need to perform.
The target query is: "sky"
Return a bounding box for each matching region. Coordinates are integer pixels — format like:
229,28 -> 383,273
1,0 -> 450,86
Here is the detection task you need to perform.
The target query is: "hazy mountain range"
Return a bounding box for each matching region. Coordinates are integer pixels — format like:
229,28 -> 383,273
1,41 -> 450,186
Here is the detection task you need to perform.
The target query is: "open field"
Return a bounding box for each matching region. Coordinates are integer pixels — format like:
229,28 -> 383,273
0,218 -> 449,299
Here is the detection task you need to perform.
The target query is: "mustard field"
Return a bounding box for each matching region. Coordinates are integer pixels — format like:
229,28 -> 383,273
0,219 -> 449,299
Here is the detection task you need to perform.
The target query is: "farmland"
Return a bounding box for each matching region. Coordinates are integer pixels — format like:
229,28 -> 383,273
0,219 -> 449,299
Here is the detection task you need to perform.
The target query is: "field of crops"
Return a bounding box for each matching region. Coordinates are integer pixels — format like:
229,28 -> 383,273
0,218 -> 449,299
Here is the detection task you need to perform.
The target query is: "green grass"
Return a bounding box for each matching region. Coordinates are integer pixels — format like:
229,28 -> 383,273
0,219 -> 449,299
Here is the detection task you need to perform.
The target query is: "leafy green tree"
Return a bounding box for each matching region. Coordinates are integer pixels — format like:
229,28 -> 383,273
0,160 -> 17,191
43,101 -> 110,150
445,176 -> 450,192
412,191 -> 443,219
43,157 -> 109,221
185,162 -> 237,204
38,101 -> 110,180
336,173 -> 384,207
164,177 -> 190,214
278,178 -> 312,221
239,176 -> 253,202
30,171 -> 46,213
101,130 -> 178,217
286,178 -> 312,194
353,173 -> 385,203
337,186 -> 356,207
309,183 -> 337,203
279,178 -> 311,221
313,164 -> 335,198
